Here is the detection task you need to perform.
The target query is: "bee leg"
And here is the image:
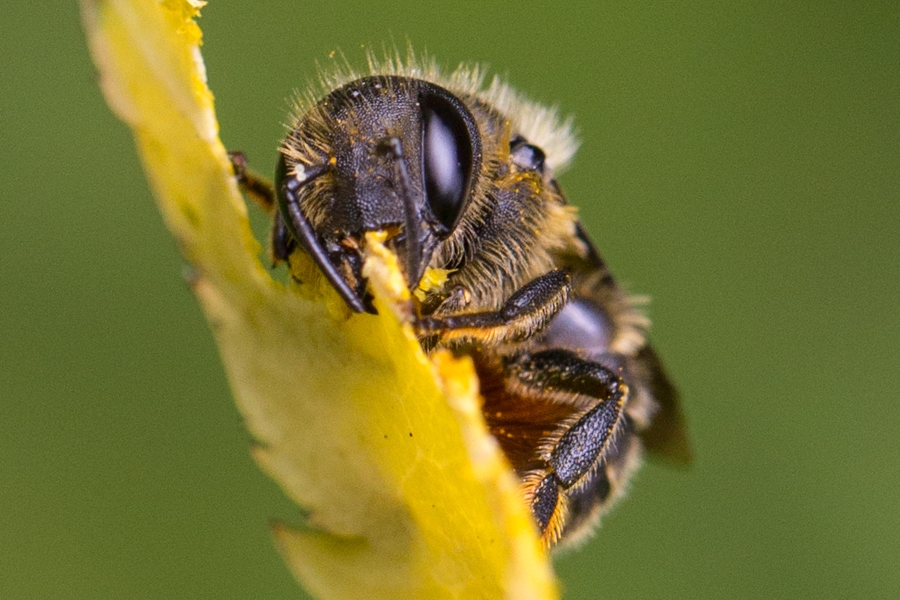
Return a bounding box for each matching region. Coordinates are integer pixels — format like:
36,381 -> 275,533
507,349 -> 628,544
417,269 -> 570,345
511,350 -> 626,486
229,150 -> 276,211
523,470 -> 566,543
229,151 -> 297,265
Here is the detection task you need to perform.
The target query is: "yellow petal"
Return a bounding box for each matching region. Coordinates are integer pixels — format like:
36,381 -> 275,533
80,1 -> 558,598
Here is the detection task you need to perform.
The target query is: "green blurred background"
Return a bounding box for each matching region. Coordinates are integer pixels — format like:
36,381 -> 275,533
2,2 -> 898,598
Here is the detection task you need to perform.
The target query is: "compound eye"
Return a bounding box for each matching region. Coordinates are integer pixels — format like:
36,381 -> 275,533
421,92 -> 476,232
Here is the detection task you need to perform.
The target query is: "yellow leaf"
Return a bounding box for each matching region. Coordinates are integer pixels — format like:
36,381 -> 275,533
80,1 -> 558,598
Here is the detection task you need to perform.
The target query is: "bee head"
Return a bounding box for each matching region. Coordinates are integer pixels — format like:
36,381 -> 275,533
276,76 -> 482,313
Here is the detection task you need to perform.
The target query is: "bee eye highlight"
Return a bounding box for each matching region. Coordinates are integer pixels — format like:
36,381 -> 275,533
420,92 -> 476,232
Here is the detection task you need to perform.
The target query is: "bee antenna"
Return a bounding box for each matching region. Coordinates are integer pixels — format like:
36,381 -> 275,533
378,137 -> 421,288
280,162 -> 369,313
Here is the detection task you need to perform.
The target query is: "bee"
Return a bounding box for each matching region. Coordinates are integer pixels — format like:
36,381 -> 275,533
231,54 -> 690,548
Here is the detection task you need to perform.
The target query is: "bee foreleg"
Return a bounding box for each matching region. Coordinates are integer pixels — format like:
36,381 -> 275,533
229,151 -> 296,266
416,269 -> 570,345
229,150 -> 277,211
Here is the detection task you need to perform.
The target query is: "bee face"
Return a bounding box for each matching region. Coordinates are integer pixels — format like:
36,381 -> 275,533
234,56 -> 689,548
275,76 -> 484,312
